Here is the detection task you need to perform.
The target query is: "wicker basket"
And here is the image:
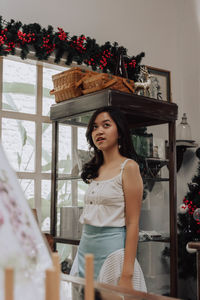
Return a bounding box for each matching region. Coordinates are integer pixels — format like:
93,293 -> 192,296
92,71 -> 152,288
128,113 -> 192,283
50,67 -> 90,102
110,76 -> 135,93
50,83 -> 82,103
81,73 -> 135,95
50,68 -> 135,102
81,73 -> 110,94
52,67 -> 85,90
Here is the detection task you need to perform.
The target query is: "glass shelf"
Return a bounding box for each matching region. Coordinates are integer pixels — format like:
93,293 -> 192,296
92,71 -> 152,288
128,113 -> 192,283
139,233 -> 170,243
145,157 -> 169,162
53,234 -> 170,245
56,174 -> 169,182
143,177 -> 169,182
54,236 -> 80,245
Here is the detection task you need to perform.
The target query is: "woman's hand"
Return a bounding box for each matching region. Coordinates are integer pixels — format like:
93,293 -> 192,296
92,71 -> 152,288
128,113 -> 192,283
118,274 -> 134,290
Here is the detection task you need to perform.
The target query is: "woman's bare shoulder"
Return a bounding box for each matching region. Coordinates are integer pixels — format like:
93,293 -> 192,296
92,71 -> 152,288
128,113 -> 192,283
125,159 -> 139,171
123,159 -> 143,188
122,159 -> 141,179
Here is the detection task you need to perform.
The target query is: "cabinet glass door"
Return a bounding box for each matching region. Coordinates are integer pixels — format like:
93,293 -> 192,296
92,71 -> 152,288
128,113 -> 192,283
56,123 -> 89,240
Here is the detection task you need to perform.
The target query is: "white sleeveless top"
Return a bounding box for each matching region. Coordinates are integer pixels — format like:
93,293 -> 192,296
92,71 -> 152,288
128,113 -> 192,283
79,159 -> 131,227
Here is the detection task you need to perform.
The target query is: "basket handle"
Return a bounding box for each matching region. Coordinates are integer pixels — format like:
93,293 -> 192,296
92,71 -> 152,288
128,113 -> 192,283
103,77 -> 117,89
75,73 -> 92,88
50,88 -> 65,95
50,89 -> 55,95
82,86 -> 102,94
122,78 -> 135,93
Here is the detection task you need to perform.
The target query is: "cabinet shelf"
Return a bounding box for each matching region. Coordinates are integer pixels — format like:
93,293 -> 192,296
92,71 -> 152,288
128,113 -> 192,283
145,158 -> 169,169
145,157 -> 169,162
50,89 -> 177,127
140,237 -> 170,243
53,235 -> 170,245
143,177 -> 169,182
56,174 -> 169,182
54,236 -> 80,245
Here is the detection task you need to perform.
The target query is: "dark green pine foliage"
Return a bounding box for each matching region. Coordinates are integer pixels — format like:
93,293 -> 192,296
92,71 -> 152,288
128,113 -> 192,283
0,16 -> 145,81
177,148 -> 200,279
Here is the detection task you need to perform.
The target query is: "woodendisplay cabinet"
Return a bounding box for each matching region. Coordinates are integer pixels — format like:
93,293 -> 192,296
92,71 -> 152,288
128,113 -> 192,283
50,89 -> 178,297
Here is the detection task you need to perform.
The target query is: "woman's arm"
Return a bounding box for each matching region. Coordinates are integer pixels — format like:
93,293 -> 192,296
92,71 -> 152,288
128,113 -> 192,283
118,160 -> 143,289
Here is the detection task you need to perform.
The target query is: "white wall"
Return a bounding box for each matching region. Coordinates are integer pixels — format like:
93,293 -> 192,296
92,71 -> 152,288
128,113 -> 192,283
176,0 -> 200,210
1,0 -> 198,113
1,0 -> 200,296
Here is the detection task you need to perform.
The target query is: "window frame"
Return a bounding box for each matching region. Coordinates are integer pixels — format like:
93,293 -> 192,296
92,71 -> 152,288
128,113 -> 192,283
0,55 -> 71,227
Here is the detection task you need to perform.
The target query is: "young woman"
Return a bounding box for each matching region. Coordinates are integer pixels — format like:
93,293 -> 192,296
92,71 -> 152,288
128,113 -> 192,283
71,106 -> 146,292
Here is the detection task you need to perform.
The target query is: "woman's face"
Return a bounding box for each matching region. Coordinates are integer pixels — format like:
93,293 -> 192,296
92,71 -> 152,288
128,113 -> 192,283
91,112 -> 119,152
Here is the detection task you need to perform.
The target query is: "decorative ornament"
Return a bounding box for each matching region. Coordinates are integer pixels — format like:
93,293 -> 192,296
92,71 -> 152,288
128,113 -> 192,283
196,147 -> 200,159
188,182 -> 198,192
179,203 -> 188,214
186,242 -> 197,254
193,208 -> 200,222
134,66 -> 152,96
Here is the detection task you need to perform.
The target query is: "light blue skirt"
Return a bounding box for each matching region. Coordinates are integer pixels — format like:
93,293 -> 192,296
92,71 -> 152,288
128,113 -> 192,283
78,224 -> 126,280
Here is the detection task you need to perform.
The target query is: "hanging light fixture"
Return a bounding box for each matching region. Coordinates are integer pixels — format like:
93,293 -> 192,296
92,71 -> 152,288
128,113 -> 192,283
176,113 -> 192,141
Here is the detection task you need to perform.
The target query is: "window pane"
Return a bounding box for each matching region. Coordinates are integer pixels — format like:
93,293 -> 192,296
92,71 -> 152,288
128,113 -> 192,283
78,180 -> 87,206
42,66 -> 66,116
57,180 -> 72,206
42,123 -> 52,173
57,180 -> 72,235
2,118 -> 35,172
77,127 -> 91,176
41,180 -> 51,232
19,179 -> 35,208
3,59 -> 36,114
78,127 -> 88,150
58,124 -> 72,174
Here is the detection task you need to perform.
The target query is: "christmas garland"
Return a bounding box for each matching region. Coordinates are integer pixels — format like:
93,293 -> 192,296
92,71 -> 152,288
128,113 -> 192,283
0,16 -> 145,81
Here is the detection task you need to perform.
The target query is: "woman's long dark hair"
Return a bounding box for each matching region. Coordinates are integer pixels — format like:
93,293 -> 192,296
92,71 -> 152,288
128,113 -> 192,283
81,106 -> 138,183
